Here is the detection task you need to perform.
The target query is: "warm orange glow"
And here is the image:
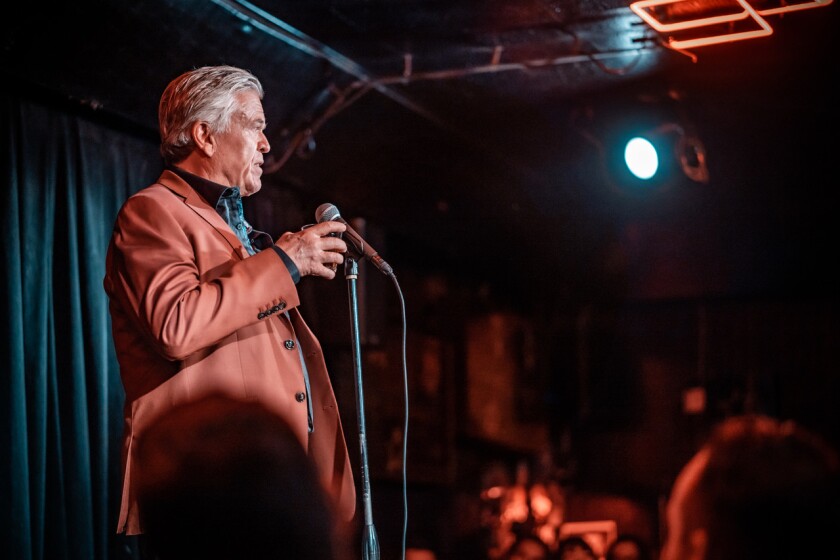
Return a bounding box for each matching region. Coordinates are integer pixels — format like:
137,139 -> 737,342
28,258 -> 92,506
629,0 -> 832,49
529,484 -> 554,518
536,524 -> 556,546
479,462 -> 569,555
483,485 -> 505,500
501,485 -> 530,524
559,521 -> 618,558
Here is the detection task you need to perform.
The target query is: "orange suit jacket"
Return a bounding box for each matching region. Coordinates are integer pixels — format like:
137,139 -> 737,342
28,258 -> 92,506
104,170 -> 356,535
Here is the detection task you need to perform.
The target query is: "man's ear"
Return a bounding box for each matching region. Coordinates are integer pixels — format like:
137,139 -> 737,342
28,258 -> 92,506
687,528 -> 708,560
191,121 -> 215,157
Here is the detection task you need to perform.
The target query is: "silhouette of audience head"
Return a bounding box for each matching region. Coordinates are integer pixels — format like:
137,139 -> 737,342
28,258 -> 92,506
661,413 -> 840,560
556,535 -> 597,560
135,394 -> 347,560
505,533 -> 551,560
605,533 -> 651,560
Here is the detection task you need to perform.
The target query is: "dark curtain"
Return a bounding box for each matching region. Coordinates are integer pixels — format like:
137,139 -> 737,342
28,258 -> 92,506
2,93 -> 160,560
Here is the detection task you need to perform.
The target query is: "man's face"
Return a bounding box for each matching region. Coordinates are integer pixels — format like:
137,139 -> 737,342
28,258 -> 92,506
212,89 -> 269,196
660,448 -> 709,560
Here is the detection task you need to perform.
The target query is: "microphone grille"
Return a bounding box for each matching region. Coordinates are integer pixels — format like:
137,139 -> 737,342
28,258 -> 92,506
315,203 -> 341,223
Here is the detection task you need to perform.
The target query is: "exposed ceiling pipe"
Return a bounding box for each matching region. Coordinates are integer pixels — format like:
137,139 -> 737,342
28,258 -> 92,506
211,0 -> 448,129
211,0 -> 658,183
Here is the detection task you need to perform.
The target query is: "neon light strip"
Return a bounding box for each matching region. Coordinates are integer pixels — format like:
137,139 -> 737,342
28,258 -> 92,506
630,0 -> 835,31
758,0 -> 834,16
668,22 -> 773,49
671,0 -> 773,48
630,0 -> 752,32
629,0 -> 776,48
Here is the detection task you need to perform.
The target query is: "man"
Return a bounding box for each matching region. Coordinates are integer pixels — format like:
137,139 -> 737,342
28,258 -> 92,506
104,65 -> 356,538
660,414 -> 839,560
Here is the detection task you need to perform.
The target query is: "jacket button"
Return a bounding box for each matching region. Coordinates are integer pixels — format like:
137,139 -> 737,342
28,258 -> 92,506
257,312 -> 266,320
284,340 -> 295,350
295,392 -> 306,402
278,302 -> 286,311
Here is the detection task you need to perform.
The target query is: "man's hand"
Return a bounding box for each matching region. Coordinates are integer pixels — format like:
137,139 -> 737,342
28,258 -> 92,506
276,221 -> 348,279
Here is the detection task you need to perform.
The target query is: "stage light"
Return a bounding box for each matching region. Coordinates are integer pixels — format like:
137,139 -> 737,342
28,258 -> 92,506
572,89 -> 709,196
622,124 -> 708,186
608,122 -> 709,193
624,137 -> 660,180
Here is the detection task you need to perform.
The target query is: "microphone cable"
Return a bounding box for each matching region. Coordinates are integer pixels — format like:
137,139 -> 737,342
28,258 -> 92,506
388,272 -> 409,560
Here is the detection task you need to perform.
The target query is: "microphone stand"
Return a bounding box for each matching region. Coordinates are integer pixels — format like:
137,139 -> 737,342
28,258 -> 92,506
344,256 -> 380,560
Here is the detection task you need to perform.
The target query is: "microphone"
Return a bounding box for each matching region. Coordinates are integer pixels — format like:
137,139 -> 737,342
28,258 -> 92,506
315,203 -> 394,276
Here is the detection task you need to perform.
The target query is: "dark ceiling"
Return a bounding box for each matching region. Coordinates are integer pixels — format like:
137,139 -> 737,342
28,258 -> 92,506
6,0 -> 838,304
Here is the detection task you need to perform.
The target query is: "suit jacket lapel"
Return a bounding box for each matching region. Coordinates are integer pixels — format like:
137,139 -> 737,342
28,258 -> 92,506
157,170 -> 250,259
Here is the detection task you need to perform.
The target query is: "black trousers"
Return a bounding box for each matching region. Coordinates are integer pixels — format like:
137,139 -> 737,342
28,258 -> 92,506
137,534 -> 159,560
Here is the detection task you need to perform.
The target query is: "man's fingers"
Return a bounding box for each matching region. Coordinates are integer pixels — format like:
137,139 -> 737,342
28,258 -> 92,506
309,221 -> 346,236
321,236 -> 347,253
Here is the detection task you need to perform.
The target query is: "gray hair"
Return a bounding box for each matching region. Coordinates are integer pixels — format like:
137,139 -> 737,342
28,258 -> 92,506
158,65 -> 264,165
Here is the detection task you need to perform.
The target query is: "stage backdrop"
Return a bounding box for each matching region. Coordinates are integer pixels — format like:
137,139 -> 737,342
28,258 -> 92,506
2,92 -> 159,560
